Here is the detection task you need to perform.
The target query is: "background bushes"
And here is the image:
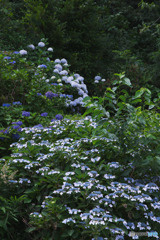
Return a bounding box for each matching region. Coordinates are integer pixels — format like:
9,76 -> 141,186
0,0 -> 160,90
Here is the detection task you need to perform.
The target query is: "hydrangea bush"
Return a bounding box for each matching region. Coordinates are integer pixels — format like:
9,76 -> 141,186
0,40 -> 160,240
1,111 -> 160,240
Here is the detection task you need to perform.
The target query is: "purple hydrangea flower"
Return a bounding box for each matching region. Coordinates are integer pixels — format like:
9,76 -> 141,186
12,125 -> 20,130
51,119 -> 56,122
2,103 -> 11,107
12,133 -> 20,140
9,61 -> 16,64
53,93 -> 58,97
45,91 -> 58,99
0,127 -> 10,139
40,112 -> 48,117
22,111 -> 30,117
55,114 -> 63,120
12,121 -> 23,126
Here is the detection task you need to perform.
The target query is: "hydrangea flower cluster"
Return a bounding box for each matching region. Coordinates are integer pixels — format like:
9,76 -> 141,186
4,116 -> 160,239
22,111 -> 30,117
94,76 -> 106,83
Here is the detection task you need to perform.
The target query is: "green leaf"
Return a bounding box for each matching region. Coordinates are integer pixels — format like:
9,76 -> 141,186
0,207 -> 6,213
27,226 -> 36,233
24,198 -> 32,203
119,95 -> 126,102
148,104 -> 155,109
68,230 -> 74,236
134,88 -> 145,99
124,77 -> 131,86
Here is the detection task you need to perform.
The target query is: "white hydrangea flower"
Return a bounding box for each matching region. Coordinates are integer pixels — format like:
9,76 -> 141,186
61,58 -> 67,64
19,50 -> 27,55
38,42 -> 45,47
28,44 -> 35,50
48,47 -> 53,52
94,80 -> 99,83
55,59 -> 61,63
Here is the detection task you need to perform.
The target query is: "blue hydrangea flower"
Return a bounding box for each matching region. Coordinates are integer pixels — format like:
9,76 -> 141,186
2,103 -> 11,107
41,112 -> 48,117
22,111 -> 30,117
45,91 -> 55,99
13,51 -> 19,54
3,56 -> 11,60
55,114 -> 63,120
67,95 -> 73,99
9,61 -> 16,64
37,93 -> 42,96
34,124 -> 43,128
12,121 -> 23,126
38,64 -> 47,68
12,101 -> 22,105
51,83 -> 58,86
115,235 -> 124,240
12,133 -> 20,140
94,76 -> 101,81
12,125 -> 20,130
